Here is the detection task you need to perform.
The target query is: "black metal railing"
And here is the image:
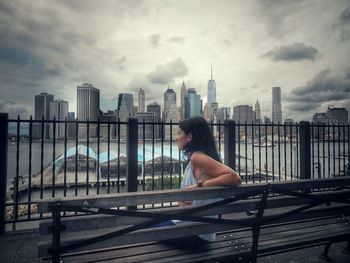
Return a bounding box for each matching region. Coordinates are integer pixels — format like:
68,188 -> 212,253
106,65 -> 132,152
0,113 -> 349,233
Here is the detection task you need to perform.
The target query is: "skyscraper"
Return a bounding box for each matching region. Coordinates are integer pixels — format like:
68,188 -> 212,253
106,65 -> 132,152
77,83 -> 100,137
34,92 -> 54,138
207,66 -> 216,106
117,93 -> 134,117
255,100 -> 261,123
49,99 -> 68,138
77,83 -> 100,121
180,81 -> 187,120
272,87 -> 282,123
147,102 -> 161,138
138,88 -> 145,113
165,104 -> 180,140
184,88 -> 202,119
164,87 -> 176,119
147,102 -> 161,121
233,105 -> 254,137
135,112 -> 156,139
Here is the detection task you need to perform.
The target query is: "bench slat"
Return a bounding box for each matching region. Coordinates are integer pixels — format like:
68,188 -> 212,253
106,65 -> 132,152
37,176 -> 350,213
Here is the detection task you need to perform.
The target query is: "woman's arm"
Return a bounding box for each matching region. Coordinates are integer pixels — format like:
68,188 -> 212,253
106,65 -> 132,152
190,151 -> 241,187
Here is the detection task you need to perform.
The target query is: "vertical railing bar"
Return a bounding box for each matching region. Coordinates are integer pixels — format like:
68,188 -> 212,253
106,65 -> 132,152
152,122 -> 155,191
277,123 -> 281,181
170,122 -> 173,190
322,124 -> 326,179
296,124 -> 299,180
107,118 -> 111,194
283,124 -> 287,181
327,123 -> 331,179
244,122 -> 248,184
338,123 -> 341,176
264,122 -> 268,182
52,118 -> 56,197
237,122 -> 241,178
14,115 -> 20,227
271,123 -> 275,182
161,121 -> 165,192
0,113 -> 8,234
258,123 -> 262,183
63,118 -> 67,197
97,118 -> 100,195
178,126 -> 182,189
332,124 -> 336,177
117,118 -> 121,193
317,124 -> 320,179
74,120 -> 78,196
86,119 -> 90,196
347,124 -> 350,176
299,121 -> 311,181
143,120 -> 146,192
252,122 -> 255,183
342,124 -> 346,176
311,123 -> 315,179
40,117 -> 44,217
27,116 -> 33,219
289,123 -> 293,180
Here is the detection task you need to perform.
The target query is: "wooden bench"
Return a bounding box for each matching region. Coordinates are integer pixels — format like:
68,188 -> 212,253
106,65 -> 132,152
38,176 -> 350,263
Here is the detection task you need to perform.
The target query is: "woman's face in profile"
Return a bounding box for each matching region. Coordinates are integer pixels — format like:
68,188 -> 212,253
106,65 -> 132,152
177,128 -> 190,150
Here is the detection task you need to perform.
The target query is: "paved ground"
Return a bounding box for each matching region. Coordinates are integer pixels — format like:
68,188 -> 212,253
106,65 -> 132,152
0,227 -> 349,263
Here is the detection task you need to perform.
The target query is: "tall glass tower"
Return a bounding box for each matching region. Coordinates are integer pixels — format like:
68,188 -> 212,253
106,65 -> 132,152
138,88 -> 145,112
207,66 -> 216,106
34,92 -> 54,138
77,83 -> 100,121
185,88 -> 202,119
272,87 -> 282,123
164,87 -> 176,119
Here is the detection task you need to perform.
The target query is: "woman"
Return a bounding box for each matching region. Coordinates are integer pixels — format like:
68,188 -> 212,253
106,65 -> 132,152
177,116 -> 241,191
168,116 -> 241,246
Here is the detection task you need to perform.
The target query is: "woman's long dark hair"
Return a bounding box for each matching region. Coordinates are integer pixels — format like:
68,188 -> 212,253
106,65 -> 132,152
179,116 -> 221,162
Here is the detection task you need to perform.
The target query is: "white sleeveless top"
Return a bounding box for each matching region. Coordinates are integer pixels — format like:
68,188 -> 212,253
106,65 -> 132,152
172,161 -> 219,242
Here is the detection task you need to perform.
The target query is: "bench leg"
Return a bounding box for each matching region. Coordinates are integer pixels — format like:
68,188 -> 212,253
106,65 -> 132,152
319,242 -> 332,261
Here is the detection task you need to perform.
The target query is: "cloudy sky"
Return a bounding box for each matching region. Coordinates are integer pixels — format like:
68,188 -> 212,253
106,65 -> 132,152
1,0 -> 350,121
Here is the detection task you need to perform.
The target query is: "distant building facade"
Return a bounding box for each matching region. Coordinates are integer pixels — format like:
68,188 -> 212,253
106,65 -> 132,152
165,104 -> 180,140
164,87 -> 176,119
207,66 -> 216,106
135,112 -> 156,140
184,88 -> 202,119
138,88 -> 145,113
34,92 -> 54,138
147,102 -> 161,139
233,105 -> 254,137
77,83 -> 100,137
180,81 -> 187,120
272,87 -> 282,123
49,99 -> 69,138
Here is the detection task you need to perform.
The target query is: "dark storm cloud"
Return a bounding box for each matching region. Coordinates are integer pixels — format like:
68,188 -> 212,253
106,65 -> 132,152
340,7 -> 350,24
147,58 -> 188,85
149,34 -> 161,48
0,0 -> 147,115
335,6 -> 350,41
263,43 -> 319,62
257,0 -> 307,37
286,68 -> 350,112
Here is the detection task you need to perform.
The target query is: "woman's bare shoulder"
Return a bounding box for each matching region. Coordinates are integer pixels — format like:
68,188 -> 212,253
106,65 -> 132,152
190,151 -> 214,163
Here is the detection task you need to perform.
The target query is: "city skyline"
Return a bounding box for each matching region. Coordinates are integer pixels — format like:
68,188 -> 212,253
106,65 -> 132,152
1,1 -> 350,121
